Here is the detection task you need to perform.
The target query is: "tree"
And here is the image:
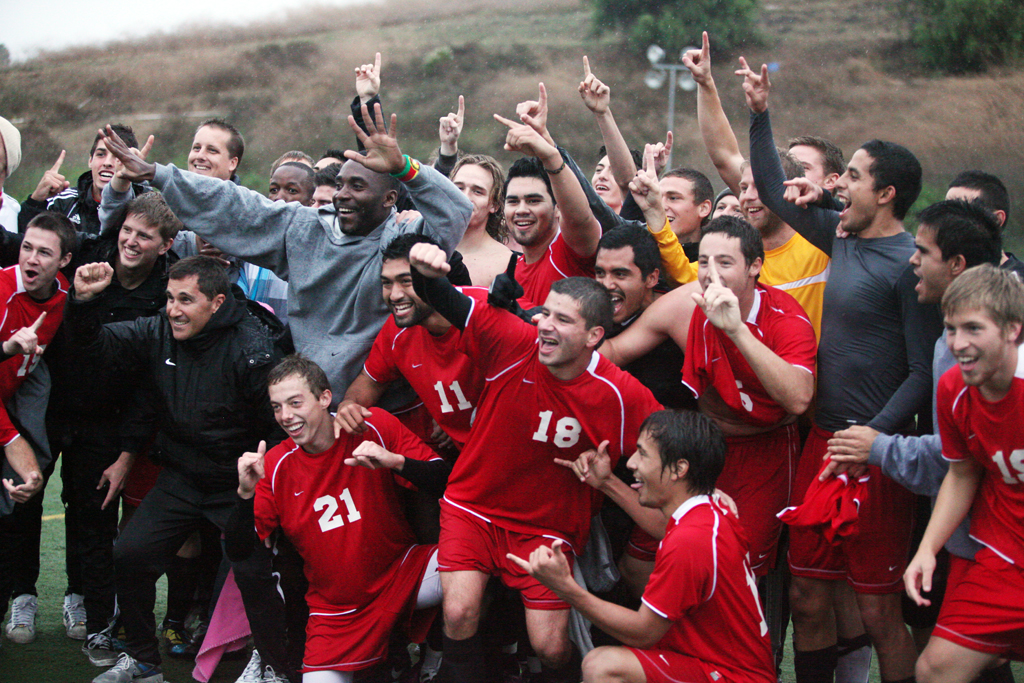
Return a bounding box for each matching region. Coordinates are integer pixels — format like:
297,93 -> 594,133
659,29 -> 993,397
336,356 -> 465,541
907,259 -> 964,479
590,0 -> 761,54
910,0 -> 1024,73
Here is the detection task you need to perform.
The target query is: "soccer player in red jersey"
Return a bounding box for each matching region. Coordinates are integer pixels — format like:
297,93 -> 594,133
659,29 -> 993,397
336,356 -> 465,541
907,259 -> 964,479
682,216 -> 817,575
0,213 -> 74,501
510,409 -> 775,683
335,233 -> 488,448
226,355 -> 451,683
407,241 -> 661,683
905,265 -> 1024,683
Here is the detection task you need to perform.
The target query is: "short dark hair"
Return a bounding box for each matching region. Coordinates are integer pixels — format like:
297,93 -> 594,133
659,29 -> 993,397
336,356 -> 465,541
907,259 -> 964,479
124,191 -> 183,242
268,354 -> 331,397
26,211 -> 76,256
168,255 -> 230,300
740,150 -> 804,184
598,226 -> 661,279
452,154 -> 508,243
270,151 -> 314,175
916,200 -> 1002,270
597,145 -> 643,170
663,167 -> 715,226
319,149 -> 346,163
640,410 -> 726,496
196,118 -> 245,163
314,164 -> 341,188
859,140 -> 922,220
274,161 -> 315,182
381,232 -> 441,263
701,215 -> 765,268
549,276 -> 613,339
948,170 -> 1010,228
505,157 -> 555,205
788,136 -> 846,178
92,124 -> 137,156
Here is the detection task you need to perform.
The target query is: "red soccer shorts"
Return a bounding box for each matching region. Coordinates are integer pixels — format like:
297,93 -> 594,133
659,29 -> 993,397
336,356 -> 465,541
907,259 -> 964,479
302,544 -> 437,673
787,426 -> 915,593
933,549 -> 1024,660
625,526 -> 659,562
627,648 -> 715,683
121,452 -> 161,507
717,423 -> 799,576
438,501 -> 574,610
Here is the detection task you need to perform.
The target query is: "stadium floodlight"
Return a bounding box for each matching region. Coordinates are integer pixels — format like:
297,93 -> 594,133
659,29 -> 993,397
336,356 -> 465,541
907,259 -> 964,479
647,44 -> 666,66
644,69 -> 667,89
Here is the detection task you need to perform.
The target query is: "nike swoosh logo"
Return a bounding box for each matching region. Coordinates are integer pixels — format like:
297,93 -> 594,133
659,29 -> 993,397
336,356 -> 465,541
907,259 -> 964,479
294,491 -> 304,496
165,359 -> 175,366
412,363 -> 423,368
888,565 -> 898,571
522,379 -> 534,384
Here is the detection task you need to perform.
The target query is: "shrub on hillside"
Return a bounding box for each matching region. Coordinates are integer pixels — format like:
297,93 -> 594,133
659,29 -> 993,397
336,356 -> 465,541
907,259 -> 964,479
910,0 -> 1024,73
589,0 -> 761,54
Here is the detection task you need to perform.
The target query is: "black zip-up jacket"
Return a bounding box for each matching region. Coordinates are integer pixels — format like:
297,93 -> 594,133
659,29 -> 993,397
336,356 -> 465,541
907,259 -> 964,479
19,171 -> 145,235
65,291 -> 285,492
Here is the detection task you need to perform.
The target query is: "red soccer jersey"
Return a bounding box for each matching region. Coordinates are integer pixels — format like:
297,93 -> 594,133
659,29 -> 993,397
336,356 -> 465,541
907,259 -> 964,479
937,364 -> 1024,566
682,284 -> 817,428
364,287 -> 489,445
254,408 -> 442,612
0,265 -> 68,445
643,496 -> 775,683
515,233 -> 596,306
443,300 -> 662,552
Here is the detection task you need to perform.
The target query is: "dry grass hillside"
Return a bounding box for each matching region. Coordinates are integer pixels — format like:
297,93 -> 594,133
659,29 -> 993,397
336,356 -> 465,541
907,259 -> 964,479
3,0 -> 1023,250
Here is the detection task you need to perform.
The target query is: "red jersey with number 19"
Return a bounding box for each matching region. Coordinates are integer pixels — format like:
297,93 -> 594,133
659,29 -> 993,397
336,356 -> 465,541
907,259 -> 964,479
641,496 -> 775,683
254,407 -> 441,612
0,265 -> 68,445
443,300 -> 662,552
364,287 -> 489,446
937,364 -> 1024,567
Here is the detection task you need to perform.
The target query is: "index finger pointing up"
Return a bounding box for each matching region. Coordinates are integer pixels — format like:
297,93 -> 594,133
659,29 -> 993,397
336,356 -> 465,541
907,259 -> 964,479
707,257 -> 722,286
28,311 -> 46,332
582,55 -> 591,78
51,150 -> 66,173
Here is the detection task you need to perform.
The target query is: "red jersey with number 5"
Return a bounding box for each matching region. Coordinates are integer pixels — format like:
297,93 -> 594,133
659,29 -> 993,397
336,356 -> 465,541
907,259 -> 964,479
937,364 -> 1024,566
0,265 -> 68,445
254,408 -> 441,612
682,284 -> 816,428
443,299 -> 662,552
642,496 -> 775,683
364,287 -> 489,446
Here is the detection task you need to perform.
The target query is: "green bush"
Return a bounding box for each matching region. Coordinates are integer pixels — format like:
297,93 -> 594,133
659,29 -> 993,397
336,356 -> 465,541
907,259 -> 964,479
910,0 -> 1024,73
590,0 -> 761,54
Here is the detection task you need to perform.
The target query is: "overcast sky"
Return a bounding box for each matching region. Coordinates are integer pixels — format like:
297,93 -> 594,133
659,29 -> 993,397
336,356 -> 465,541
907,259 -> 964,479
0,0 -> 377,62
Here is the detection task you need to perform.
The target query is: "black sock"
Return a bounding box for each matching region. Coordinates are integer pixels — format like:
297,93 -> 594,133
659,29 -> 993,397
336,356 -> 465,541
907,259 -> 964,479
537,645 -> 581,683
440,633 -> 488,683
978,661 -> 1015,683
881,677 -> 915,683
794,645 -> 838,683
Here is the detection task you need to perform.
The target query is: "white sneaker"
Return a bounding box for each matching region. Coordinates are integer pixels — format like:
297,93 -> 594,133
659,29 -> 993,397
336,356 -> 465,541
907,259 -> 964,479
83,631 -> 120,667
262,665 -> 290,683
64,592 -> 88,640
92,652 -> 163,683
235,649 -> 263,683
5,594 -> 37,644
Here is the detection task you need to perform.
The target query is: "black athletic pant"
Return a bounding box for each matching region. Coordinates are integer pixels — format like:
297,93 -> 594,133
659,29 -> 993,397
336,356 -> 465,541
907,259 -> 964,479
0,459 -> 56,616
114,467 -> 288,670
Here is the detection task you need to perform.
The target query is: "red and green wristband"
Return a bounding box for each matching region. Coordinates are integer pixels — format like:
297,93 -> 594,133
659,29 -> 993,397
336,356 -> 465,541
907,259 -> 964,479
390,155 -> 420,183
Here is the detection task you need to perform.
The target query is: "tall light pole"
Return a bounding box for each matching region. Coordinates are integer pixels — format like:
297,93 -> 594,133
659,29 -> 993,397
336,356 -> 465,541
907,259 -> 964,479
644,44 -> 697,170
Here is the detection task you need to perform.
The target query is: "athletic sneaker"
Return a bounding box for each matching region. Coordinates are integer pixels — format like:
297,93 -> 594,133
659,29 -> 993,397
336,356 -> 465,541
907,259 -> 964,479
5,594 -> 37,644
235,649 -> 263,683
160,619 -> 191,651
92,653 -> 163,683
262,665 -> 289,683
169,617 -> 207,658
83,631 -> 120,667
64,593 -> 88,640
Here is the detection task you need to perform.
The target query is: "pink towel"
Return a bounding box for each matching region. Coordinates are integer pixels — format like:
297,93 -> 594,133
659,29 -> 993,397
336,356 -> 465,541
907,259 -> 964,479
192,569 -> 251,682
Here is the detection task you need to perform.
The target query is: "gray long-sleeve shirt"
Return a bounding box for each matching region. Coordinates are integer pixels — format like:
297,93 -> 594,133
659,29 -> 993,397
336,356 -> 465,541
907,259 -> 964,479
105,162 -> 471,407
749,109 -> 943,434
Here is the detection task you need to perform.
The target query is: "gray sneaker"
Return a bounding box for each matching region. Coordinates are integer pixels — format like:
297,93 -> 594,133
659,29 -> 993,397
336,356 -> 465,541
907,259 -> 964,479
92,652 -> 163,683
83,631 -> 120,667
5,594 -> 37,644
64,593 -> 88,640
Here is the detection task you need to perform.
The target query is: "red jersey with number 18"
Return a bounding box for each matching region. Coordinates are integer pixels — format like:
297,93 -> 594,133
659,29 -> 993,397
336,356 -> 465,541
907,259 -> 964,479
364,287 -> 489,446
254,407 -> 441,612
0,265 -> 68,445
937,364 -> 1024,567
642,496 -> 775,683
443,300 -> 662,552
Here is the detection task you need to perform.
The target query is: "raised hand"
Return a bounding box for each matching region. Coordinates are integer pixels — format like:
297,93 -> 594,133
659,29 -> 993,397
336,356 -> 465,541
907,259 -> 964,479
409,242 -> 451,279
344,440 -> 403,470
691,258 -> 743,335
30,151 -> 70,202
3,471 -> 42,504
628,145 -> 666,227
681,31 -> 713,86
555,440 -> 612,490
514,83 -> 554,146
73,262 -> 115,302
439,95 -> 465,156
334,400 -> 373,436
494,113 -> 558,164
2,312 -> 46,357
578,56 -> 610,115
99,125 -> 156,182
649,131 -> 673,176
506,539 -> 575,593
344,103 -> 404,175
237,441 -> 267,499
782,177 -> 824,207
355,52 -> 382,103
736,56 -> 771,114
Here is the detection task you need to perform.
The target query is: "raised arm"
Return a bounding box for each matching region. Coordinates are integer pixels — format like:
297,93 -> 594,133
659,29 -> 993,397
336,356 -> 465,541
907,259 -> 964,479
601,282 -> 698,366
579,56 -> 636,193
683,32 -> 744,195
434,95 -> 465,176
629,146 -> 697,285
